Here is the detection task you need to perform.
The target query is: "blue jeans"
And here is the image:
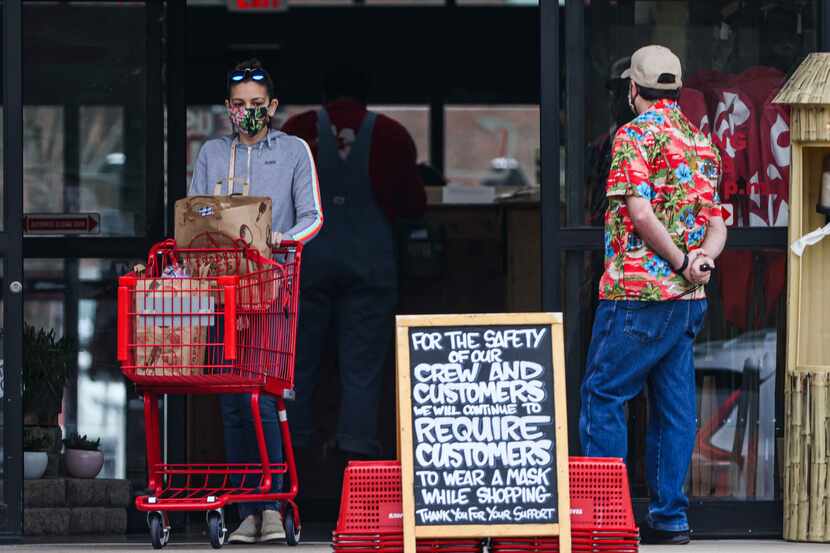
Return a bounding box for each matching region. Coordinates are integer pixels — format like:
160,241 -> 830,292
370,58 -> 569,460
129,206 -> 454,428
220,393 -> 283,519
579,300 -> 707,532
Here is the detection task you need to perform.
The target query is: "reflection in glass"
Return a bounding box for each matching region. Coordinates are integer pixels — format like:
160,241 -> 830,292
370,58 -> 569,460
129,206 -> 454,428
369,106 -> 430,164
457,0 -> 538,5
446,105 -> 539,187
80,107 -> 135,236
577,0 -> 817,228
23,3 -> 147,236
573,249 -> 784,501
24,259 -> 138,479
187,104 -> 431,186
23,107 -> 64,214
0,263 -> 5,527
0,109 -> 4,231
365,0 -> 443,4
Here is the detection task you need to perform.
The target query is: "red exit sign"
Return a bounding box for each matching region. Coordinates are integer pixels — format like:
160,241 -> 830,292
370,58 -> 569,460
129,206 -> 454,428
227,0 -> 288,11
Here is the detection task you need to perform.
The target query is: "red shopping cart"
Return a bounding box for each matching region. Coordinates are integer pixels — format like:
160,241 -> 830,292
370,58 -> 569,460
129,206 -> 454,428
117,238 -> 303,549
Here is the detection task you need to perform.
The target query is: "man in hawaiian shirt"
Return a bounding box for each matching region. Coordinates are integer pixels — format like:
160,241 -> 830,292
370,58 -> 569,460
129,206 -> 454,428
579,45 -> 728,546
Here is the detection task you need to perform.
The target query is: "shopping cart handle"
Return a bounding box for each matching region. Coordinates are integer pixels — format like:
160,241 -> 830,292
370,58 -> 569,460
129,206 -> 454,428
117,285 -> 129,361
219,276 -> 237,361
117,276 -> 136,362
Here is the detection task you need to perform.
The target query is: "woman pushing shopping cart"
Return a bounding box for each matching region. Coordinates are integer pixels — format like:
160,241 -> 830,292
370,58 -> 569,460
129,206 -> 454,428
117,239 -> 304,549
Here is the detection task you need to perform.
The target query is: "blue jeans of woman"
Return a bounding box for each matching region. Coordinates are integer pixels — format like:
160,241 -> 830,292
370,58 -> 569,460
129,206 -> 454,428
219,393 -> 283,519
209,315 -> 283,519
579,300 -> 707,532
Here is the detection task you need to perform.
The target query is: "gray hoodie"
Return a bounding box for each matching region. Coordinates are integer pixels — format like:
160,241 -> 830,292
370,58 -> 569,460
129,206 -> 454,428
189,129 -> 323,243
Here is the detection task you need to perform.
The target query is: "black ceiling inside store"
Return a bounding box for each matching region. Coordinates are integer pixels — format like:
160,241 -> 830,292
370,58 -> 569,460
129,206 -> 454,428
185,6 -> 541,105
16,5 -> 541,106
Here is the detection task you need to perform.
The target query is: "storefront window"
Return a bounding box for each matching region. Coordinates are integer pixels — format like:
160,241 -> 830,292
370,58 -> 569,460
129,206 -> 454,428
286,0 -> 352,4
0,263 -> 5,529
572,0 -> 817,229
0,109 -> 4,232
0,4 -> 5,526
23,107 -> 64,214
563,0 -> 816,511
23,3 -> 147,236
458,1 -> 538,5
365,1 -> 444,4
370,105 -> 430,163
24,258 -> 139,481
445,105 -> 539,187
186,104 -> 430,186
568,248 -> 784,501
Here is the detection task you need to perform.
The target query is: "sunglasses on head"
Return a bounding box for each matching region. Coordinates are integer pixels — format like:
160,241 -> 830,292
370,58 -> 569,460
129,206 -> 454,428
229,67 -> 268,84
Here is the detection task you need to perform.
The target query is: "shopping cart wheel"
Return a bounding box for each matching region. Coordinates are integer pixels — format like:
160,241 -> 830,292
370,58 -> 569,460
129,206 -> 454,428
207,511 -> 226,549
284,509 -> 300,546
148,513 -> 169,549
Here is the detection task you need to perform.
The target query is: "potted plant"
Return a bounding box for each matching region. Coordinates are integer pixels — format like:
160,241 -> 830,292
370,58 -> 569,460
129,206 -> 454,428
24,434 -> 49,480
63,432 -> 104,479
23,324 -> 76,425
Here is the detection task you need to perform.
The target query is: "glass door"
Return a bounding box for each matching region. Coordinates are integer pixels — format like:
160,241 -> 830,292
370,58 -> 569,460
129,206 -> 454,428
551,0 -> 820,537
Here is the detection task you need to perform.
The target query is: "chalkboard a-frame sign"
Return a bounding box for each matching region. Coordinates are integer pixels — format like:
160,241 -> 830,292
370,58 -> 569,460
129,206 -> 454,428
396,313 -> 571,553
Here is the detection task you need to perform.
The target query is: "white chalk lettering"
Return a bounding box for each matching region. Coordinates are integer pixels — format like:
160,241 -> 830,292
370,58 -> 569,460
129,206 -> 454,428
415,439 -> 553,469
512,506 -> 556,522
442,469 -> 486,487
412,416 -> 550,444
421,487 -> 471,506
491,469 -> 504,485
416,471 -> 439,486
488,361 -> 544,382
413,362 -> 480,384
412,332 -> 443,351
462,404 -> 517,416
482,328 -> 546,350
411,379 -> 545,405
476,486 -> 553,505
445,331 -> 481,350
506,467 -> 552,486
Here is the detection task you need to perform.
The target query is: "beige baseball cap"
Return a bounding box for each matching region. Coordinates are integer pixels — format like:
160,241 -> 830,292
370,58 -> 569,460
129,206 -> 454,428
621,45 -> 683,90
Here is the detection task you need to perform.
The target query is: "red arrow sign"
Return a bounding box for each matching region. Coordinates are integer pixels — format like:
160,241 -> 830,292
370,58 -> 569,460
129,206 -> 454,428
721,203 -> 734,226
24,213 -> 101,235
227,0 -> 287,11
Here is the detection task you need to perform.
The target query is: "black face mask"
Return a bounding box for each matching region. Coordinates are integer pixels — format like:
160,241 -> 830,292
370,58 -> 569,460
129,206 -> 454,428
628,89 -> 639,116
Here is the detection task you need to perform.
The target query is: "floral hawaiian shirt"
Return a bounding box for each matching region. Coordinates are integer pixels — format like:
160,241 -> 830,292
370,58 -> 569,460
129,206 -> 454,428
599,99 -> 722,301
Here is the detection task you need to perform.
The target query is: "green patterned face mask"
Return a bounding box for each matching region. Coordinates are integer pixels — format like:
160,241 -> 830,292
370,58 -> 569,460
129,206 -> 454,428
229,106 -> 269,136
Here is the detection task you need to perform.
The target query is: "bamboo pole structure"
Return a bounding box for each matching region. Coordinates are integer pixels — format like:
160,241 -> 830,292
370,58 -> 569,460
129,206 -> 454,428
784,371 -> 830,541
775,53 -> 830,542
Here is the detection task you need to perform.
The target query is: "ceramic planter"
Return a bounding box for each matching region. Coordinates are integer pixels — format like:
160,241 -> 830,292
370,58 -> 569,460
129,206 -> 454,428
24,451 -> 48,480
64,448 -> 104,479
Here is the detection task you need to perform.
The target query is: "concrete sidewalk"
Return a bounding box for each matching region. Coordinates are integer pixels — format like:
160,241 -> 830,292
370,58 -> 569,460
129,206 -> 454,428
2,541 -> 830,552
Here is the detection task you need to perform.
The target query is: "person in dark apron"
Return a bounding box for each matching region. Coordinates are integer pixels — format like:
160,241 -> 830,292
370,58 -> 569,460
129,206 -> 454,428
282,65 -> 425,466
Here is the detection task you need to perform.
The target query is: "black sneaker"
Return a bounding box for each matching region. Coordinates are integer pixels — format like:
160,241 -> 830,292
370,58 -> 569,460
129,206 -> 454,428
639,525 -> 690,545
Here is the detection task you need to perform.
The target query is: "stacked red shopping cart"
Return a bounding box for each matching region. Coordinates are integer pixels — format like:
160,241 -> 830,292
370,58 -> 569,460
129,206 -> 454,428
332,461 -> 485,553
491,457 -> 638,552
117,239 -> 304,549
334,458 -> 638,553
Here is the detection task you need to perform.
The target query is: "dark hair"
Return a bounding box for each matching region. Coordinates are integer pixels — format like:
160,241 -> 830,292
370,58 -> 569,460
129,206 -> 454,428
227,58 -> 275,99
635,82 -> 680,101
323,64 -> 371,105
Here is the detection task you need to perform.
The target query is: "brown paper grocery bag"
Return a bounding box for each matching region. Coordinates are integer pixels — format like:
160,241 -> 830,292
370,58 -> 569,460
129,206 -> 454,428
175,195 -> 273,259
176,139 -> 273,258
134,278 -> 213,377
